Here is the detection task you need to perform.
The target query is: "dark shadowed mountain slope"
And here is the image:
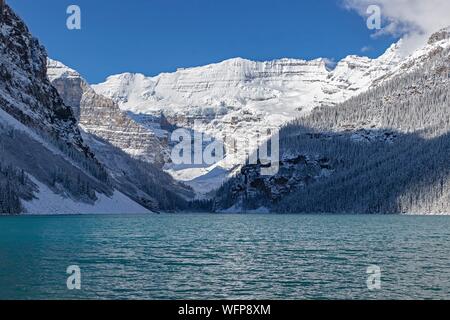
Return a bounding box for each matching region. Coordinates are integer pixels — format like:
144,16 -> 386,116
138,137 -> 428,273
0,5 -> 189,214
214,30 -> 450,214
46,60 -> 194,211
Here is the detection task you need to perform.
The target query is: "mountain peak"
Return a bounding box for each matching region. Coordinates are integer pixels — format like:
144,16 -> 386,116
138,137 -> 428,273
47,59 -> 81,80
428,27 -> 450,45
0,4 -> 87,151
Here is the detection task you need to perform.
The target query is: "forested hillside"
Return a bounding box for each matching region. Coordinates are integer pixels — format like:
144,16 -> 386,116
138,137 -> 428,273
215,39 -> 450,214
0,4 -> 188,214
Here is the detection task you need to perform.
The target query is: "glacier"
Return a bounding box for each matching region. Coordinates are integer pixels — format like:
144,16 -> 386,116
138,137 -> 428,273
91,35 -> 450,196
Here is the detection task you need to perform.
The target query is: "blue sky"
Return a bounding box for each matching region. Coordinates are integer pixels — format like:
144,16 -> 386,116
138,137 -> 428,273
8,0 -> 398,83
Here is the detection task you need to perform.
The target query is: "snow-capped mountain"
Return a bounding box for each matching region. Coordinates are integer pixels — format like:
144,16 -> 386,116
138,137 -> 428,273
93,44 -> 401,116
46,59 -> 194,210
47,59 -> 170,166
0,4 -> 149,214
2,2 -> 449,214
92,34 -> 450,195
0,4 -> 190,214
215,28 -> 450,214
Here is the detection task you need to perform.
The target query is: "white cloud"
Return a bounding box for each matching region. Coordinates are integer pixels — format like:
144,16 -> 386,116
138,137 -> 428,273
361,45 -> 373,53
343,0 -> 450,53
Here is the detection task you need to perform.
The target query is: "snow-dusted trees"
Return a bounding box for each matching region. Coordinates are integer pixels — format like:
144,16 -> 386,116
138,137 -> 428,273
0,161 -> 29,214
0,121 -> 111,214
215,47 -> 450,214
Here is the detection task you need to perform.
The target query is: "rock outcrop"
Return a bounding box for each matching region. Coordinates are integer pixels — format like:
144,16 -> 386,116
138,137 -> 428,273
47,60 -> 170,166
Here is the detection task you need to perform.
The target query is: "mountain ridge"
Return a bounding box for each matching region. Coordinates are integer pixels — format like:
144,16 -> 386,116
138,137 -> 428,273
214,31 -> 450,214
0,4 -> 190,214
91,34 -> 449,195
3,2 -> 450,214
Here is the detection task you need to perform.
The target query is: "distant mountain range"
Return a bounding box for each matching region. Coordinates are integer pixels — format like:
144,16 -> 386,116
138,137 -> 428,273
89,30 -> 450,197
91,43 -> 403,195
1,3 -> 450,214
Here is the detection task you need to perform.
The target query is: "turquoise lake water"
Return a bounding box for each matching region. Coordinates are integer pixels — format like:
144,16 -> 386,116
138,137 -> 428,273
0,214 -> 449,300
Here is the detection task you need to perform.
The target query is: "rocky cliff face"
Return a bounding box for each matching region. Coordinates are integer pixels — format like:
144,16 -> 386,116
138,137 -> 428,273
0,4 -> 128,214
46,60 -> 193,210
47,60 -> 170,166
0,4 -> 190,214
428,27 -> 450,45
214,154 -> 334,212
0,6 -> 90,156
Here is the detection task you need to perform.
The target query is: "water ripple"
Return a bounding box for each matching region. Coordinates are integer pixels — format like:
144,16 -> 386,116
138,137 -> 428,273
1,214 -> 450,299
